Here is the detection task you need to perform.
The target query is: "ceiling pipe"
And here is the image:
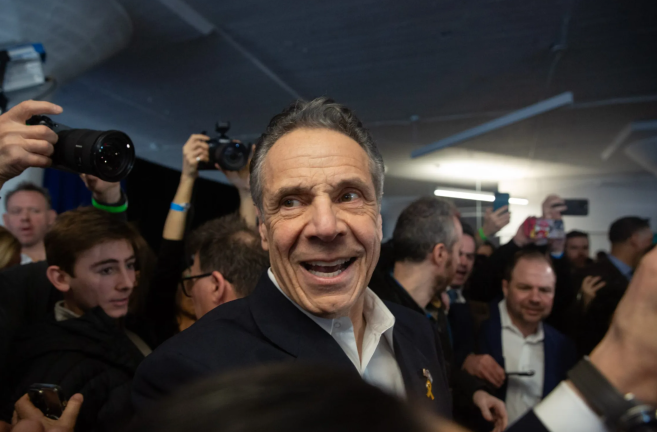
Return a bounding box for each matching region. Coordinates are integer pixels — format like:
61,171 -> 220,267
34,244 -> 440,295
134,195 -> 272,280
411,92 -> 574,158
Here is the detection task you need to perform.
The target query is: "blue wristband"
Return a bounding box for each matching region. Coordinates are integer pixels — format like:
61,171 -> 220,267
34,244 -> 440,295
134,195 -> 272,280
170,202 -> 190,212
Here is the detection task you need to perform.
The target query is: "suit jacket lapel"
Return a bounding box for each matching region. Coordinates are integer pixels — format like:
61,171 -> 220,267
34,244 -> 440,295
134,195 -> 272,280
248,273 -> 356,372
542,327 -> 558,398
393,325 -> 451,418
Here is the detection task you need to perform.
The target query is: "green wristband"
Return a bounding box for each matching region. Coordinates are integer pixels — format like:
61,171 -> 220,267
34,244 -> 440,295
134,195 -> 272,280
92,197 -> 128,213
478,227 -> 488,241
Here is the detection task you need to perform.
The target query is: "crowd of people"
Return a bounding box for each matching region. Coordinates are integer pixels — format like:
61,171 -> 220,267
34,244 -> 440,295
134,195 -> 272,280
0,98 -> 655,432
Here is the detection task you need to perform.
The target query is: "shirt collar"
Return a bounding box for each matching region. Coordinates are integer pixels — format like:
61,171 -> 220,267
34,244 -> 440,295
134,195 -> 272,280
607,253 -> 633,280
54,301 -> 81,322
498,299 -> 544,343
267,268 -> 396,348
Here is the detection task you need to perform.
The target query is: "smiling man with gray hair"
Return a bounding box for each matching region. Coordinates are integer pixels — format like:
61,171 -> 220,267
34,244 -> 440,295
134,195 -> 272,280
132,97 -> 452,417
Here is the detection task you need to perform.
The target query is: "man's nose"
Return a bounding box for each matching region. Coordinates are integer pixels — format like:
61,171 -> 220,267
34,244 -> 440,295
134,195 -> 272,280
308,198 -> 343,242
529,288 -> 542,303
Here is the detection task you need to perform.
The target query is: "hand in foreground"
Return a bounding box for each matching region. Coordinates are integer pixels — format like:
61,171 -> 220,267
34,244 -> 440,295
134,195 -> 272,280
182,134 -> 210,180
80,174 -> 121,204
11,393 -> 83,432
216,143 -> 254,194
462,354 -> 506,388
473,390 -> 508,432
590,246 -> 657,405
483,206 -> 511,238
0,100 -> 62,185
581,275 -> 606,308
542,194 -> 566,220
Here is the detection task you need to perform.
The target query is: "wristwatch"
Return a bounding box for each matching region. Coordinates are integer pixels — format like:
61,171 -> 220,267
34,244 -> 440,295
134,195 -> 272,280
568,356 -> 657,431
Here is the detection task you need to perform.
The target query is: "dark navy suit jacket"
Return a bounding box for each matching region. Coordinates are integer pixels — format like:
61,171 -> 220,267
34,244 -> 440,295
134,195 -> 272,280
132,273 -> 452,417
476,302 -> 577,402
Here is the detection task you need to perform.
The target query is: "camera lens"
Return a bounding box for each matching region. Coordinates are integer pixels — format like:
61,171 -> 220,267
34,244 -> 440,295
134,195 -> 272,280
94,133 -> 135,181
218,142 -> 250,171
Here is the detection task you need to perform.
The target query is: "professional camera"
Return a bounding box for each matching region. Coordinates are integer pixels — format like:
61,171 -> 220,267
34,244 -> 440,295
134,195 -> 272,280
198,121 -> 251,171
26,115 -> 135,182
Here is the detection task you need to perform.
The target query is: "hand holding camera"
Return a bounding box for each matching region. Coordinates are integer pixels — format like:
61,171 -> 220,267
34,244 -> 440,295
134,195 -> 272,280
0,100 -> 61,188
181,134 -> 210,180
197,122 -> 251,173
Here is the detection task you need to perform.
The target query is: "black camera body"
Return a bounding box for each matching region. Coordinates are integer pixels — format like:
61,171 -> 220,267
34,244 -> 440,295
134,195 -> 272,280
26,115 -> 135,182
198,121 -> 250,172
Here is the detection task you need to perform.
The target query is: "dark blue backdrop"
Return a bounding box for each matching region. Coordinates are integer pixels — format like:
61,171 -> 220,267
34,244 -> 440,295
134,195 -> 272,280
42,169 -> 92,214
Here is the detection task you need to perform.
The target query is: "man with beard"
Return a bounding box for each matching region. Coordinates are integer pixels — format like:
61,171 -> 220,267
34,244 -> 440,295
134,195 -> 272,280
369,198 -> 508,431
564,231 -> 592,270
471,250 -> 577,426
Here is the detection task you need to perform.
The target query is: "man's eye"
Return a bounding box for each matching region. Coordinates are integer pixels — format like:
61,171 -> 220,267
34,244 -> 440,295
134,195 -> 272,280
99,268 -> 114,275
283,199 -> 301,208
339,192 -> 359,202
127,262 -> 136,271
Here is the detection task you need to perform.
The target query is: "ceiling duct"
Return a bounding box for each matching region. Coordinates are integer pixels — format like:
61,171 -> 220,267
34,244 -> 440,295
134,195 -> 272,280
624,138 -> 657,178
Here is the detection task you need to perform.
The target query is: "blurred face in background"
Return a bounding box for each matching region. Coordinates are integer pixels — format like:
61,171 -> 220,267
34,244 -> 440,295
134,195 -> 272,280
565,236 -> 590,269
258,128 -> 382,319
438,217 -> 462,292
452,233 -> 475,286
632,228 -> 654,264
503,258 -> 555,329
3,191 -> 56,248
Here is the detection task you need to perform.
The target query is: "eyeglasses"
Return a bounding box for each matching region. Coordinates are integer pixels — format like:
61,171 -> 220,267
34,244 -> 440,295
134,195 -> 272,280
179,272 -> 233,297
179,273 -> 213,297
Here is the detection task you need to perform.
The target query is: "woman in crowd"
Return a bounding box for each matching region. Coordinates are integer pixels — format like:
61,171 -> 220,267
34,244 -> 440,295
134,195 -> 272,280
0,227 -> 21,270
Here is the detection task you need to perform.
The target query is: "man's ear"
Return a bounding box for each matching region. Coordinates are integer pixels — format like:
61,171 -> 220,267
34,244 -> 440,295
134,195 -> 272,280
256,209 -> 270,251
209,271 -> 238,307
46,209 -> 57,228
431,243 -> 447,268
2,213 -> 8,226
502,279 -> 509,298
47,265 -> 72,293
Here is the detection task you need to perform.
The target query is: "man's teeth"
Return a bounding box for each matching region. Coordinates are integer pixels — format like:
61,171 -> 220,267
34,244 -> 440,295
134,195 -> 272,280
308,269 -> 345,278
306,258 -> 350,266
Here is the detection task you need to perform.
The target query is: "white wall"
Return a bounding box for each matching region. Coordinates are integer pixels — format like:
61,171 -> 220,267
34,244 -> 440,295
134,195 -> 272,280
497,174 -> 657,255
0,168 -> 45,225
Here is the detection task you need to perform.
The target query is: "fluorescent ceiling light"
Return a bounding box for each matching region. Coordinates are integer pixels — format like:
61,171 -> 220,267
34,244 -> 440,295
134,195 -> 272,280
434,189 -> 494,202
434,189 -> 528,205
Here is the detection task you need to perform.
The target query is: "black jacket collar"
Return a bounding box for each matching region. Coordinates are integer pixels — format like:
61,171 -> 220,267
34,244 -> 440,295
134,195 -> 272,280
248,273 -> 357,372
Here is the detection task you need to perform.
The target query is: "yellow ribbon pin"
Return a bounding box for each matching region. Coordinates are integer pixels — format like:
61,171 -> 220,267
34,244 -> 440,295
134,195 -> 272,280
426,380 -> 435,400
423,368 -> 435,400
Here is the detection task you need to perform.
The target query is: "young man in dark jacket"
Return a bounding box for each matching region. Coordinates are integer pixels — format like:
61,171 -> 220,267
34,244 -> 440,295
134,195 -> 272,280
2,207 -> 148,432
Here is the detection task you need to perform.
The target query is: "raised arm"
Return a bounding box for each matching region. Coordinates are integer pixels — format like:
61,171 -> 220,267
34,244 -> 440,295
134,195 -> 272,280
162,134 -> 209,240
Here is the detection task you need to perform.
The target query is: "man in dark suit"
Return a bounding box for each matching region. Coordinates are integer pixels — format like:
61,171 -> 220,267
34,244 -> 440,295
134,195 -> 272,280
471,250 -> 576,425
576,216 -> 653,356
132,98 -> 452,417
369,199 -> 508,431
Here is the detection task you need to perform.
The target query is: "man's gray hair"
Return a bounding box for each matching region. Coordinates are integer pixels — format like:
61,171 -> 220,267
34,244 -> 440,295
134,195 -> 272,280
392,197 -> 459,263
249,97 -> 385,214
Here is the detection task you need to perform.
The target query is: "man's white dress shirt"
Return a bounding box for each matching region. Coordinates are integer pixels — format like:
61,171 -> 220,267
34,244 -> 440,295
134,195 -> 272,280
20,253 -> 32,265
268,269 -> 406,398
499,299 -> 545,425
